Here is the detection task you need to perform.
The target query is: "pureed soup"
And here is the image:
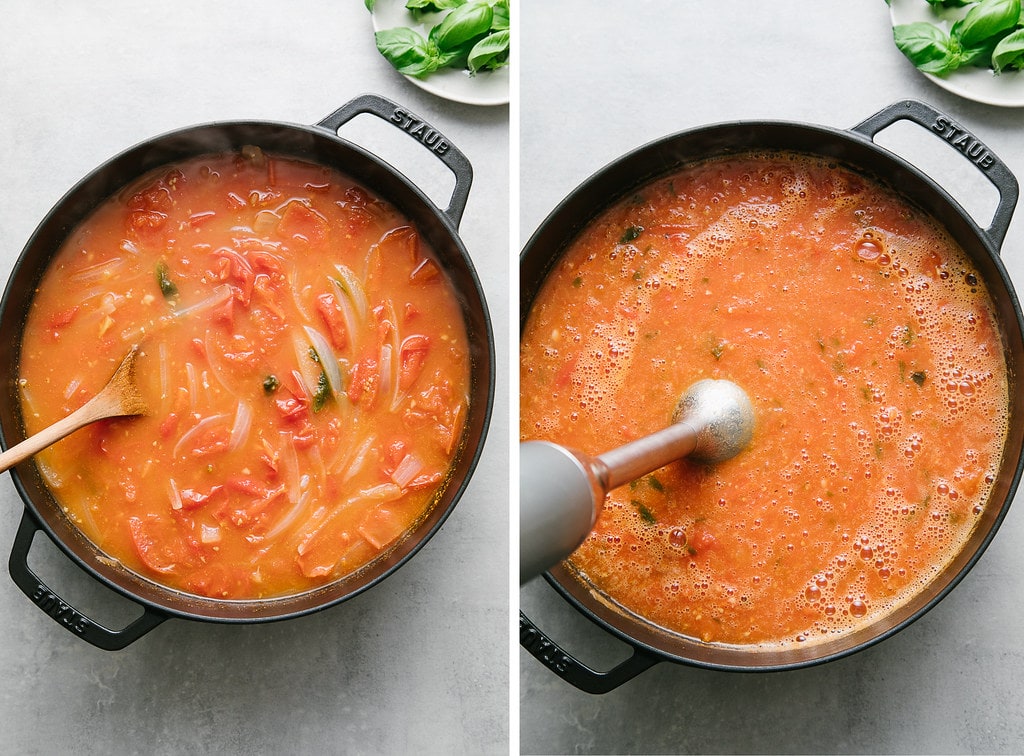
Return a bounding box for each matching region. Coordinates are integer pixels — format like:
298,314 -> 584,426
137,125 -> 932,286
520,152 -> 1009,648
19,148 -> 471,600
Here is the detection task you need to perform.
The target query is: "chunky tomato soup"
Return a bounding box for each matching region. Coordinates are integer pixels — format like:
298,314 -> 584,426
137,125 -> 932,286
520,153 -> 1009,647
19,148 -> 470,600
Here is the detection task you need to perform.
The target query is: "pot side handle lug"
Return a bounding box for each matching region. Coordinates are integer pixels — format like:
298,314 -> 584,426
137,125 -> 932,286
519,610 -> 660,694
317,93 -> 473,228
8,509 -> 167,651
851,99 -> 1019,250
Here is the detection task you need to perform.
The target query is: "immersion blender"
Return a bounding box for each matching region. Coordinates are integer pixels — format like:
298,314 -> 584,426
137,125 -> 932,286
520,378 -> 755,583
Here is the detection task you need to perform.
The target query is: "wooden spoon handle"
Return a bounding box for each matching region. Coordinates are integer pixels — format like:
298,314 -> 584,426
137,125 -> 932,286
0,395 -> 117,474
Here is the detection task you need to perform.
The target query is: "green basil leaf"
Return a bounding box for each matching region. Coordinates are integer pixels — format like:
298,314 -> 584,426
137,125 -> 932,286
312,371 -> 330,413
961,30 -> 1009,66
893,22 -> 963,74
491,0 -> 510,31
925,0 -> 975,6
992,27 -> 1024,70
429,1 -> 493,51
952,0 -> 1021,48
405,0 -> 465,17
374,28 -> 442,77
436,38 -> 477,69
467,29 -> 510,73
365,0 -> 376,11
156,260 -> 178,299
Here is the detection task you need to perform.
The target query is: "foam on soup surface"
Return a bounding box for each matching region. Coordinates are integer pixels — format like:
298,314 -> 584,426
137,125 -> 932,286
19,149 -> 470,600
520,152 -> 1008,647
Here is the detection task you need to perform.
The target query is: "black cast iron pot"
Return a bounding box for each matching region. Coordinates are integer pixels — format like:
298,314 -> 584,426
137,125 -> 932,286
0,93 -> 494,650
519,100 -> 1023,693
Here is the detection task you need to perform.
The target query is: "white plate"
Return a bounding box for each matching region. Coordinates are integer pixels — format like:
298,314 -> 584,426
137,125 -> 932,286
889,0 -> 1024,107
370,0 -> 509,106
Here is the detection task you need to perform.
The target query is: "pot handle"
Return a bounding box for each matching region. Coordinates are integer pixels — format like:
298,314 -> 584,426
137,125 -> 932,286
850,99 -> 1019,250
519,610 -> 660,694
316,93 -> 473,227
8,509 -> 167,650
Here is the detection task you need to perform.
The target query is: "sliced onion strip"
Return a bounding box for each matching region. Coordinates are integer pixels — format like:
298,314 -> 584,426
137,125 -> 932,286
328,276 -> 362,354
264,486 -> 312,541
203,330 -> 241,396
379,343 -> 393,401
158,341 -> 170,413
185,362 -> 199,408
358,483 -> 403,501
279,431 -> 302,505
171,413 -> 229,460
340,435 -> 376,483
291,332 -> 321,399
333,263 -> 369,323
390,453 -> 424,489
63,378 -> 82,401
168,478 -> 183,511
70,257 -> 129,285
172,284 -> 232,320
228,401 -> 253,452
304,325 -> 345,397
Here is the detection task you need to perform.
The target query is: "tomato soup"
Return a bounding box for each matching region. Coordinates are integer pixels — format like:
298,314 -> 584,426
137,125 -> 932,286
520,152 -> 1009,647
19,148 -> 471,600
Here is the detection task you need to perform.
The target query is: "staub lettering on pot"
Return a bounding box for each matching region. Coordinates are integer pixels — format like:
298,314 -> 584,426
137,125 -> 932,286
931,116 -> 996,169
520,619 -> 570,674
30,584 -> 90,635
389,108 -> 450,155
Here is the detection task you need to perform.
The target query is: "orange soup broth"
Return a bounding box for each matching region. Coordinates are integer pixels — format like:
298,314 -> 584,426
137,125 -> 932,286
520,153 -> 1008,647
20,150 -> 470,600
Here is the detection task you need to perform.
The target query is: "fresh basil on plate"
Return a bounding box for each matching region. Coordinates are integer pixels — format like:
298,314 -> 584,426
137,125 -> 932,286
892,0 -> 1024,75
371,0 -> 510,79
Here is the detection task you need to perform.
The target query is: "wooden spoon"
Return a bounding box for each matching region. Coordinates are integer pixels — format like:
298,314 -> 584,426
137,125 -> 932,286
0,346 -> 147,474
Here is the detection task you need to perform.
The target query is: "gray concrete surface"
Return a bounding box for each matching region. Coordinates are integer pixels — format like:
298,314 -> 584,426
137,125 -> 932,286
520,2 -> 1024,754
0,3 -> 508,754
